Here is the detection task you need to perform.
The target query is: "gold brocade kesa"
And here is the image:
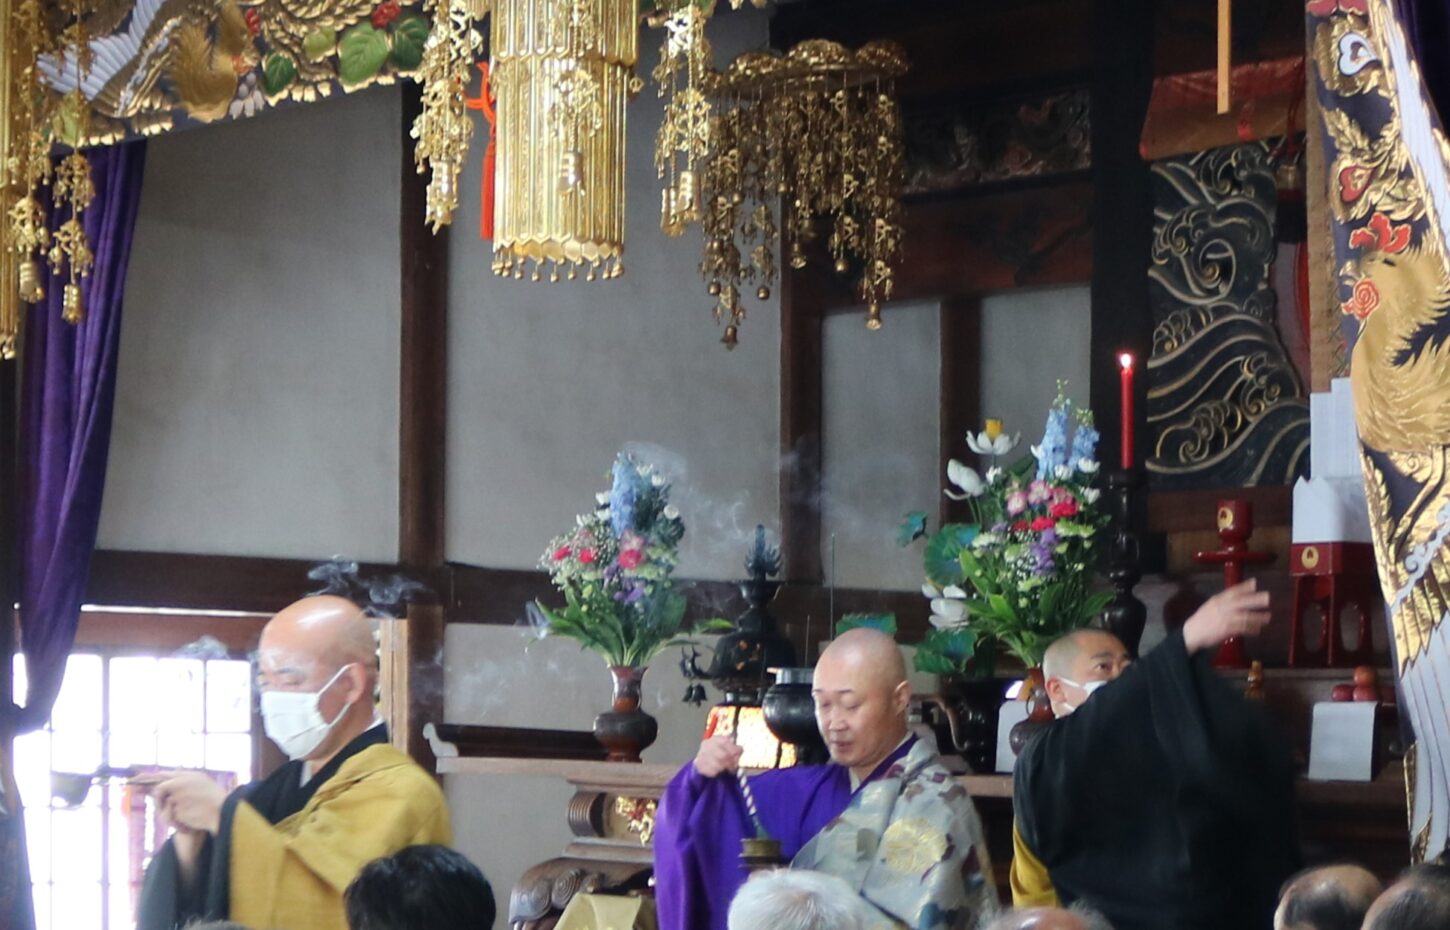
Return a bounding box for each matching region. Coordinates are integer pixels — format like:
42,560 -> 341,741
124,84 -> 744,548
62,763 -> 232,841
699,39 -> 908,346
489,0 -> 638,282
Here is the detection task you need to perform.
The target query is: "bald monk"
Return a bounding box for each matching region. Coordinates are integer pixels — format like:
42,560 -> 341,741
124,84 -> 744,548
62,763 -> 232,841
1274,864 -> 1382,930
654,628 -> 999,930
981,905 -> 1113,930
137,595 -> 450,930
1010,581 -> 1301,930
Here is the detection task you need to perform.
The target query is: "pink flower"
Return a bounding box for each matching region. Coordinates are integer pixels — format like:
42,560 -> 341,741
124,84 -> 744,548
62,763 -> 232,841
552,546 -> 572,562
1031,516 -> 1057,532
618,548 -> 643,570
1006,491 -> 1028,516
1011,520 -> 1030,532
579,548 -> 597,565
1027,480 -> 1052,505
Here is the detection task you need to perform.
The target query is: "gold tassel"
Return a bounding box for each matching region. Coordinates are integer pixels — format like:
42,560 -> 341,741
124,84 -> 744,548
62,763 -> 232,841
62,281 -> 84,324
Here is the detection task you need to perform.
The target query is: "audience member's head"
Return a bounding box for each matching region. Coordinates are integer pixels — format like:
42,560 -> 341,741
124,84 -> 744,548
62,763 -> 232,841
345,844 -> 496,930
727,869 -> 878,930
978,904 -> 1114,930
1273,863 -> 1382,930
1362,863 -> 1450,930
183,922 -> 252,930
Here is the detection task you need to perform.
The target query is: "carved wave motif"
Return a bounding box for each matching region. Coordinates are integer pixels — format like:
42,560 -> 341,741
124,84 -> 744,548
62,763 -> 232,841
1146,140 -> 1309,489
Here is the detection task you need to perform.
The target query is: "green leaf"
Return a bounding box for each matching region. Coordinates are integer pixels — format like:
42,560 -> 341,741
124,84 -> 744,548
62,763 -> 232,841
836,613 -> 897,637
262,54 -> 297,97
338,22 -> 390,87
897,511 -> 929,547
923,524 -> 979,588
302,27 -> 337,63
389,13 -> 430,71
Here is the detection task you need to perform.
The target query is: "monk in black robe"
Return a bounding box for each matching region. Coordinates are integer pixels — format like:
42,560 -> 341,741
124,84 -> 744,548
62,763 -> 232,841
1010,580 -> 1301,930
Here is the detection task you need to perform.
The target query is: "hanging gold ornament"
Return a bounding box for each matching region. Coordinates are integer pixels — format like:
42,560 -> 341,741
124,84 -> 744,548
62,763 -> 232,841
411,0 -> 486,232
490,0 -> 638,281
696,39 -> 908,345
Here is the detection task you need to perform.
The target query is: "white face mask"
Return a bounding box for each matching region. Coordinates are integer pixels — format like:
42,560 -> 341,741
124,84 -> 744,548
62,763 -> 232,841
260,664 -> 354,760
1057,676 -> 1109,712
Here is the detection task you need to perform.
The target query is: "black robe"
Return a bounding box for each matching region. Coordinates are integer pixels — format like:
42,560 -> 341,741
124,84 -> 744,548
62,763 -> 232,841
136,724 -> 388,930
1013,632 -> 1301,930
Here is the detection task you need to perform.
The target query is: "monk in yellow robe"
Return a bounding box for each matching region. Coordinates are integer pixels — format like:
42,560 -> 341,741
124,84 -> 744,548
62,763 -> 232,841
137,594 -> 450,930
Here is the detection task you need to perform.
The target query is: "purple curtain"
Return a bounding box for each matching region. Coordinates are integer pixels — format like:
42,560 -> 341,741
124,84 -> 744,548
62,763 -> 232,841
14,140 -> 146,733
1398,0 -> 1450,117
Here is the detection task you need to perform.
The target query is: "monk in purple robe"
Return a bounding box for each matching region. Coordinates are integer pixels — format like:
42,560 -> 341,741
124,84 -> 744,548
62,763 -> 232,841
653,629 -> 999,930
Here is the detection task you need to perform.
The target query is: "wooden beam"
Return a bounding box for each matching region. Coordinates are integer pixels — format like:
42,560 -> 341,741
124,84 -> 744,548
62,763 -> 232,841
939,297 -> 981,527
399,82 -> 449,572
779,265 -> 824,583
1217,0 -> 1233,114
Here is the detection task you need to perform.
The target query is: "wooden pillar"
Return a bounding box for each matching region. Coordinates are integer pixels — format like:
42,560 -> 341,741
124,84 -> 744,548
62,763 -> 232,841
1089,0 -> 1155,528
393,82 -> 449,771
1,354 -> 17,750
939,297 -> 981,527
780,266 -> 824,583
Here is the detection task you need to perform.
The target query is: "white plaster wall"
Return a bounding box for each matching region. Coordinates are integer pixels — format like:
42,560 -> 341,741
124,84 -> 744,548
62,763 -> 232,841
821,301 -> 941,592
442,624 -> 714,907
979,285 -> 1093,446
98,87 -> 402,562
445,12 -> 780,581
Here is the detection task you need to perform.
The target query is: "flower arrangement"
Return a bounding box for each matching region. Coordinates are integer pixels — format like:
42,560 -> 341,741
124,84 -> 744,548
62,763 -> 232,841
535,454 -> 720,668
902,392 -> 1112,673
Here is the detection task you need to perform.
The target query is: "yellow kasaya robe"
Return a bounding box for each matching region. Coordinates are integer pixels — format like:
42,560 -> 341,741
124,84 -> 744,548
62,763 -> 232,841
229,742 -> 451,930
138,725 -> 450,930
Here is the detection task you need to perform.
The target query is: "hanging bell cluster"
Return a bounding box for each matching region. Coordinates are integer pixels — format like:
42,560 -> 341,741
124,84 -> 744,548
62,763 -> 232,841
489,0 -> 638,281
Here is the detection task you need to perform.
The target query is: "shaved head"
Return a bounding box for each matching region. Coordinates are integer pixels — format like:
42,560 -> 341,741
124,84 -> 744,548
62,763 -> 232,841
1276,864 -> 1382,930
1042,629 -> 1131,718
813,629 -> 911,781
980,905 -> 1112,930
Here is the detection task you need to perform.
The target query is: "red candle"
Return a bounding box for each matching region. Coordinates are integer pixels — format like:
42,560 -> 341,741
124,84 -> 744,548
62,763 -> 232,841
1119,352 -> 1135,470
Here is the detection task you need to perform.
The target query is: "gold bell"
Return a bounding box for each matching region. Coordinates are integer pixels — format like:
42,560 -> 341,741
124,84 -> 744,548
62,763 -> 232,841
865,303 -> 882,331
721,324 -> 739,349
62,282 -> 85,324
558,151 -> 584,193
18,259 -> 45,303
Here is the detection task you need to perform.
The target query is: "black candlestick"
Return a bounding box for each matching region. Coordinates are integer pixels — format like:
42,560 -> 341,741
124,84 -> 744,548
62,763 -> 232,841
1098,468 -> 1147,657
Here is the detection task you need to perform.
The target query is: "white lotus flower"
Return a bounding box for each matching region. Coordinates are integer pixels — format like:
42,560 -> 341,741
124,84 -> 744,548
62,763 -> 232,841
986,466 -> 1004,483
966,430 -> 1021,457
921,581 -> 942,599
1077,458 -> 1101,475
1082,488 -> 1102,504
929,598 -> 968,628
944,460 -> 985,500
595,492 -> 611,505
942,585 -> 967,599
651,474 -> 666,487
1054,464 -> 1074,481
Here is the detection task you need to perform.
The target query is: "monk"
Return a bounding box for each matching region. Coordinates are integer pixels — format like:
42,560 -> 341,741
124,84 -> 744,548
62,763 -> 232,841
1010,580 -> 1301,930
653,628 -> 999,930
137,595 -> 451,930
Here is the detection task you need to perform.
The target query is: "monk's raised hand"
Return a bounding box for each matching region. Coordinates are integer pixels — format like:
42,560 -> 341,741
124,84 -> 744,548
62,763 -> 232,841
155,771 -> 226,835
1183,579 -> 1273,654
693,733 -> 744,778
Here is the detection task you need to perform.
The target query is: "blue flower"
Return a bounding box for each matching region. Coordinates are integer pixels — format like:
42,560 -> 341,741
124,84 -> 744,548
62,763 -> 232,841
1069,420 -> 1099,467
1033,403 -> 1069,480
609,456 -> 640,537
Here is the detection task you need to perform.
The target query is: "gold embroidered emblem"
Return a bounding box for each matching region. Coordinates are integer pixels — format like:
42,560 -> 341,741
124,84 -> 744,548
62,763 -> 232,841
880,817 -> 947,875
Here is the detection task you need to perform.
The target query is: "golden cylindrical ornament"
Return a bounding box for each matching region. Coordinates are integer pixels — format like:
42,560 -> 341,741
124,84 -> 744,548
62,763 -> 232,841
18,258 -> 45,303
490,0 -> 637,277
62,281 -> 84,323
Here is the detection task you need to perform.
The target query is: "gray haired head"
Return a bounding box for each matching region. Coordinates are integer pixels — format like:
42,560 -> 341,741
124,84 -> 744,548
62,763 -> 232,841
727,870 -> 878,930
977,904 -> 1115,930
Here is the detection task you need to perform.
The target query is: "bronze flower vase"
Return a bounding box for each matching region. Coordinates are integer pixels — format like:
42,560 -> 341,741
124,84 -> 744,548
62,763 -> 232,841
594,666 -> 659,763
1008,667 -> 1055,755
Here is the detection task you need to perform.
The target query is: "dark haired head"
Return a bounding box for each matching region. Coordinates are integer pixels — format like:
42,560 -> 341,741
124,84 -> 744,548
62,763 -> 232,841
1275,864 -> 1381,930
1363,863 -> 1450,930
307,559 -> 429,619
345,845 -> 495,930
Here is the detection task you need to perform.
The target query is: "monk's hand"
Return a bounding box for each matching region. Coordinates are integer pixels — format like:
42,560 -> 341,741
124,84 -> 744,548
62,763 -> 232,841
155,772 -> 226,835
1183,579 -> 1272,654
693,734 -> 744,778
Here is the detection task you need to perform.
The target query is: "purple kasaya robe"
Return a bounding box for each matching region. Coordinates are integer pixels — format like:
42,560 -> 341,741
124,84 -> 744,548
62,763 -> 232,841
653,739 -> 916,930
